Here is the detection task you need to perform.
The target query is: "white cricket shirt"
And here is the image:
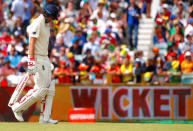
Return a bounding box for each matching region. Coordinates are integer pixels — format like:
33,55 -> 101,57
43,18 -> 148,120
27,14 -> 50,56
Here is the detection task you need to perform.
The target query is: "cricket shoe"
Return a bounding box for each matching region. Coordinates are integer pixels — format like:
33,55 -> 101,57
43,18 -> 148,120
39,118 -> 58,124
11,103 -> 24,122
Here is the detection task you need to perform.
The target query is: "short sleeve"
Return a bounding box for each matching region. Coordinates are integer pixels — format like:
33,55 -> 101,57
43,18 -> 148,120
27,20 -> 40,38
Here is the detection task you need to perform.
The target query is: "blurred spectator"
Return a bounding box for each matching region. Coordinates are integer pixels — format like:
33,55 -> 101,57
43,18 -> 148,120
106,12 -> 123,43
153,26 -> 167,45
127,0 -> 141,50
60,0 -> 78,21
185,18 -> 193,39
79,0 -> 92,22
83,31 -> 100,55
144,0 -> 152,18
0,0 -> 7,21
120,58 -> 133,83
0,60 -> 16,84
173,1 -> 188,20
53,61 -> 72,84
169,24 -> 184,46
83,53 -> 94,71
59,47 -> 68,62
6,46 -> 22,68
156,4 -> 171,25
107,61 -> 121,83
13,17 -> 26,36
181,51 -> 193,73
70,39 -> 82,55
72,27 -> 87,47
93,0 -> 108,21
78,63 -> 91,84
23,0 -> 35,26
152,47 -> 165,68
17,56 -> 28,73
58,21 -> 74,48
11,0 -> 27,21
144,58 -> 156,83
90,59 -> 106,84
100,28 -> 117,50
134,59 -> 144,83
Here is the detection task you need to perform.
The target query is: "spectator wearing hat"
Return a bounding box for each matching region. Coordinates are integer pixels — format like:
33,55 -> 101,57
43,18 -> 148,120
90,59 -> 106,84
106,12 -> 123,42
181,51 -> 193,73
164,52 -> 180,72
100,28 -> 117,49
126,0 -> 141,50
169,52 -> 180,73
156,3 -> 171,26
53,60 -> 72,84
78,63 -> 91,84
152,47 -> 165,68
88,14 -> 106,34
57,19 -> 74,48
93,0 -> 108,22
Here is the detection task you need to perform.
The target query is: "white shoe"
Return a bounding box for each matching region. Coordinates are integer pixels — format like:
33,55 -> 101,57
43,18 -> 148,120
39,118 -> 58,124
11,103 -> 24,122
13,111 -> 24,122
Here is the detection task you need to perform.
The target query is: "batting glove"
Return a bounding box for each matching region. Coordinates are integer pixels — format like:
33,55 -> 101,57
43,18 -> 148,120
27,58 -> 37,75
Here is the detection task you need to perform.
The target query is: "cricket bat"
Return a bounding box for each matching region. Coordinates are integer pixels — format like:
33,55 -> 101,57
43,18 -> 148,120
8,73 -> 30,107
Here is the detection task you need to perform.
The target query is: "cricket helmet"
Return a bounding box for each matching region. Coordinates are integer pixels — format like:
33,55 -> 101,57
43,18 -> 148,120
43,4 -> 59,20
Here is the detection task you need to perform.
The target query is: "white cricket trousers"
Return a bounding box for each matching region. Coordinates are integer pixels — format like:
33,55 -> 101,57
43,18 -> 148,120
12,55 -> 52,113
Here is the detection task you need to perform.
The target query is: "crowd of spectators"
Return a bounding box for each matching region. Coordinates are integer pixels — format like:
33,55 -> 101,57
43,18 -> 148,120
0,0 -> 192,86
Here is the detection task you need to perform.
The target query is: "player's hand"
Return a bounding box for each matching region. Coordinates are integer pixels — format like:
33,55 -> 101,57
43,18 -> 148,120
27,58 -> 37,75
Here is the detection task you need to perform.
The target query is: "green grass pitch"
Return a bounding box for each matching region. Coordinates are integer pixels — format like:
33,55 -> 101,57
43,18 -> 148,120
0,122 -> 193,131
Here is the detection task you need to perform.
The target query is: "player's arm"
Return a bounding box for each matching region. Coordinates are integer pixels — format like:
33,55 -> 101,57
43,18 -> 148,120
29,37 -> 37,59
28,37 -> 37,75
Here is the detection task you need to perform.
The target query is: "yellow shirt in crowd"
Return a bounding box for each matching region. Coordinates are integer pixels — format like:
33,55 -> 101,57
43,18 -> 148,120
181,60 -> 193,73
120,64 -> 133,82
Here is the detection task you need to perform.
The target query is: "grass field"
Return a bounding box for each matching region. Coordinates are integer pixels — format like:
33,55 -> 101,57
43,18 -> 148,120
1,122 -> 193,131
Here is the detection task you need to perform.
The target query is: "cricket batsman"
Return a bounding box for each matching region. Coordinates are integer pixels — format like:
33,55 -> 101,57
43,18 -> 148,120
10,4 -> 59,124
